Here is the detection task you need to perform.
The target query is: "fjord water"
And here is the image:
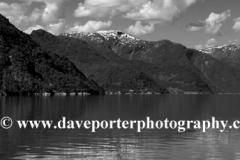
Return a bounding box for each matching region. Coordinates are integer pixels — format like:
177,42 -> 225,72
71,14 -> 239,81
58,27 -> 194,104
1,95 -> 240,160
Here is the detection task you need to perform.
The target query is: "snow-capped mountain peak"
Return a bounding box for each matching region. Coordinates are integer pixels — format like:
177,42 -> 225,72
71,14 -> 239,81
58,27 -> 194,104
97,30 -> 140,41
198,44 -> 240,70
200,44 -> 240,54
61,30 -> 141,44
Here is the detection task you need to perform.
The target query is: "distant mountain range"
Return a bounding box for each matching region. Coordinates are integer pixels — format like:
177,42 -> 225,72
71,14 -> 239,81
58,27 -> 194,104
59,31 -> 240,93
1,14 -> 240,94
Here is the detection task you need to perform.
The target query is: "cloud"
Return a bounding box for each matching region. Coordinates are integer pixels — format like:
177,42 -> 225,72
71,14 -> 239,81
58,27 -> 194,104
25,0 -> 67,35
195,38 -> 218,50
229,39 -> 239,45
41,0 -> 65,24
0,0 -> 67,35
67,21 -> 112,33
206,38 -> 218,47
74,0 -> 199,23
24,18 -> 66,35
47,19 -> 66,35
187,21 -> 205,31
28,8 -> 42,22
24,25 -> 44,34
74,0 -> 130,19
195,44 -> 203,50
74,3 -> 95,18
124,0 -> 198,22
74,0 -> 140,18
0,2 -> 32,26
22,0 -> 66,24
125,21 -> 155,36
197,38 -> 239,50
233,17 -> 240,32
187,10 -> 231,35
0,0 -> 66,24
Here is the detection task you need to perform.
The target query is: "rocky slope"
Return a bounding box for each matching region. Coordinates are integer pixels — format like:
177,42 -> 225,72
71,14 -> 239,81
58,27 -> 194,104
61,30 -> 240,93
0,14 -> 104,95
200,45 -> 240,70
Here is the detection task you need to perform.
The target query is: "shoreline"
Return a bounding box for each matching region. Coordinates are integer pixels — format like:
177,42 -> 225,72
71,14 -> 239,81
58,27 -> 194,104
1,92 -> 240,97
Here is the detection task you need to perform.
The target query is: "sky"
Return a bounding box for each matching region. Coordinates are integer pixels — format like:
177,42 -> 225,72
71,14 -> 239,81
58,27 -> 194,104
1,0 -> 240,49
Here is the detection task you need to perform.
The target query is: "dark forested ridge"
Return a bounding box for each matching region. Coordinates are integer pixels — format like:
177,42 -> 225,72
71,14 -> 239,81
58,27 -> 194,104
0,14 -> 104,95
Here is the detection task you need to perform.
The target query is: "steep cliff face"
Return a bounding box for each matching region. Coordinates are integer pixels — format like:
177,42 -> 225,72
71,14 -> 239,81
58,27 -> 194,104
0,14 -> 104,95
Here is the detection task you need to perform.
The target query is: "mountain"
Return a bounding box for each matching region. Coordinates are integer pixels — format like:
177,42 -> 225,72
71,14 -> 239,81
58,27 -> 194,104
60,31 -> 214,93
0,14 -> 104,95
33,30 -> 213,94
61,30 -> 240,93
200,45 -> 240,70
31,29 -> 215,94
30,30 -> 168,94
185,49 -> 240,93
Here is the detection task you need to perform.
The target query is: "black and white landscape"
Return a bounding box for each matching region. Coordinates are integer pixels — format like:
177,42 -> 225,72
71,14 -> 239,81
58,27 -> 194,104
1,0 -> 240,160
1,14 -> 240,95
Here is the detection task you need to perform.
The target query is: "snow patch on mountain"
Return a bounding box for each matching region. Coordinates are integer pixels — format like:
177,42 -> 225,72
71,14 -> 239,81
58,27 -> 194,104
200,45 -> 240,54
62,30 -> 142,44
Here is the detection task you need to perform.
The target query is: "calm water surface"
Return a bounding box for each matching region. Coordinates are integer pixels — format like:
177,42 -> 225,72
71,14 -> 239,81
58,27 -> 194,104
1,95 -> 240,160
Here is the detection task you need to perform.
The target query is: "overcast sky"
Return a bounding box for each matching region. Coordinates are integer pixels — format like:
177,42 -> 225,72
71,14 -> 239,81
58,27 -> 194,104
1,0 -> 240,49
